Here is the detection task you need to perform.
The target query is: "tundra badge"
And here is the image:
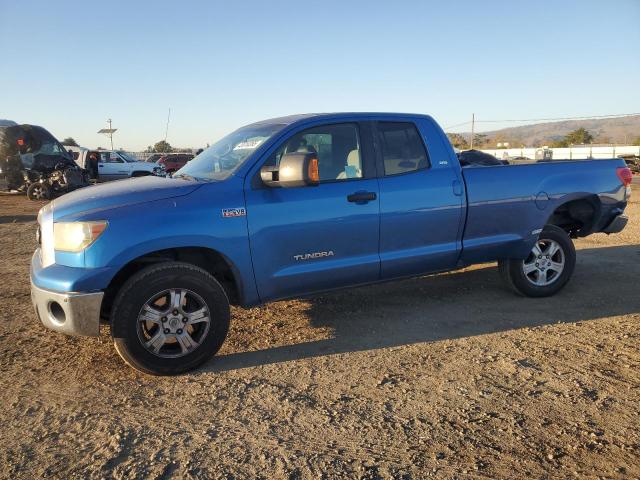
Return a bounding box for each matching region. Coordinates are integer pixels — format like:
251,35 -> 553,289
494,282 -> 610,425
294,251 -> 335,261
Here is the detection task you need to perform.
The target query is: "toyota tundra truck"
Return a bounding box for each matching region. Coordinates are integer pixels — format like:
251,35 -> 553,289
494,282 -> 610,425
30,113 -> 632,375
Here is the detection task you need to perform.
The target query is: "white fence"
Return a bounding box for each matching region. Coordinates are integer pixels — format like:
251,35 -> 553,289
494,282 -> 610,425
481,145 -> 640,160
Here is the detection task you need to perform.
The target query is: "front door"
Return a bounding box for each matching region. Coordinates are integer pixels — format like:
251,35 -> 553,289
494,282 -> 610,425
245,122 -> 380,302
98,152 -> 129,181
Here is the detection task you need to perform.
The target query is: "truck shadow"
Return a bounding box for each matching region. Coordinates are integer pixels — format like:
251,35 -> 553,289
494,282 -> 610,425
0,214 -> 37,224
203,243 -> 640,373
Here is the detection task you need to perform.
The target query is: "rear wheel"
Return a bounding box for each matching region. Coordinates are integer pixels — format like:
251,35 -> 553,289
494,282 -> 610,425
499,225 -> 576,297
27,182 -> 50,201
111,262 -> 230,375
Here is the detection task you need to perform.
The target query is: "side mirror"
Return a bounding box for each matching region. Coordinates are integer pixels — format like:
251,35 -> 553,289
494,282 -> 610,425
260,152 -> 320,188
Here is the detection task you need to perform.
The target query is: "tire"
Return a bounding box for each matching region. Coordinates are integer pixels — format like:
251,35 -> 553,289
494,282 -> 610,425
131,171 -> 152,177
498,225 -> 576,297
111,262 -> 230,375
27,182 -> 50,201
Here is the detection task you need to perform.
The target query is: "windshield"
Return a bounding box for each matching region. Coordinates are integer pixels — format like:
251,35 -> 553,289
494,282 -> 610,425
34,140 -> 72,160
118,151 -> 139,163
175,123 -> 287,180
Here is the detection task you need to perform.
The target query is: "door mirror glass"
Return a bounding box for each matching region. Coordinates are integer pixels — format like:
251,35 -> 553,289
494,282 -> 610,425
261,152 -> 320,188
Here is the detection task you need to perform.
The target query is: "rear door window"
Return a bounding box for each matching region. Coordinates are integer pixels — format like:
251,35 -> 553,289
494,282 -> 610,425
376,122 -> 429,176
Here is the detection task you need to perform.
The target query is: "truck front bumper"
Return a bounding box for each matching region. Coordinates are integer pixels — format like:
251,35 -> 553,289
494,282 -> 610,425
30,282 -> 104,336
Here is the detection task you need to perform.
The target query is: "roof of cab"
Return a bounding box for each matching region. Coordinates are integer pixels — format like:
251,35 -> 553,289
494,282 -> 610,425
245,112 -> 431,128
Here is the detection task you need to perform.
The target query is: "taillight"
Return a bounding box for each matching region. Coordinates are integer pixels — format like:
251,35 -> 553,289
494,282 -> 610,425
616,167 -> 632,187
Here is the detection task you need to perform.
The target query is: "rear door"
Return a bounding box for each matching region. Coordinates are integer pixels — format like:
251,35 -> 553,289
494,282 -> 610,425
375,119 -> 464,278
245,121 -> 381,302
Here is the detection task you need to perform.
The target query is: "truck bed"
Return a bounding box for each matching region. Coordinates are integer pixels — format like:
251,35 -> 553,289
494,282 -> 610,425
459,158 -> 629,264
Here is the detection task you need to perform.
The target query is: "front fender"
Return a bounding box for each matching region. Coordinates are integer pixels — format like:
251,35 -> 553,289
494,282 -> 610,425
78,182 -> 259,305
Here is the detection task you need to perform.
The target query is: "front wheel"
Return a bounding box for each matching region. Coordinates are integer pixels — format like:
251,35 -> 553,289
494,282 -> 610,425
499,225 -> 576,297
111,262 -> 230,375
27,182 -> 50,201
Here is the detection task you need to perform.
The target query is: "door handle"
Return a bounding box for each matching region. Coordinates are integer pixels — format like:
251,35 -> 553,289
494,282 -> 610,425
347,191 -> 377,203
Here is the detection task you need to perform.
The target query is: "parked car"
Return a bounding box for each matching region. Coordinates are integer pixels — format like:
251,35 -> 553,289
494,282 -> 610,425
0,124 -> 89,200
618,154 -> 640,174
30,113 -> 631,375
157,153 -> 194,174
144,153 -> 163,164
71,148 -> 164,181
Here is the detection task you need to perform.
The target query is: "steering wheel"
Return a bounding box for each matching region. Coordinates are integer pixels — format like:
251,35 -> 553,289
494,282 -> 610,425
217,143 -> 232,156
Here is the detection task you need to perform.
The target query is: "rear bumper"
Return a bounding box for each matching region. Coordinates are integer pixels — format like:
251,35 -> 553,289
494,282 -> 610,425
602,214 -> 628,234
30,281 -> 103,336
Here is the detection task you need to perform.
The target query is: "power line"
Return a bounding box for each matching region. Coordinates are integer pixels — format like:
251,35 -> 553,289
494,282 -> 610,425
477,112 -> 640,123
443,120 -> 472,130
444,112 -> 640,131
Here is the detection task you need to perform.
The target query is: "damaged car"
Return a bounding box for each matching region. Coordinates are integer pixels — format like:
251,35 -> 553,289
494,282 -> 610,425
0,124 -> 89,200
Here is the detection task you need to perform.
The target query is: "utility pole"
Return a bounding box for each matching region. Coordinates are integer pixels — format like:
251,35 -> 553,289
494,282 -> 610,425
98,119 -> 117,150
107,118 -> 113,150
470,113 -> 475,149
164,108 -> 171,143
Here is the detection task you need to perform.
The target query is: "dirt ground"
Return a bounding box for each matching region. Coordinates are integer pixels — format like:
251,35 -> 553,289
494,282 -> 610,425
0,192 -> 638,479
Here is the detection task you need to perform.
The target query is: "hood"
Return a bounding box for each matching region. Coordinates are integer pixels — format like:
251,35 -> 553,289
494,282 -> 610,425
52,175 -> 203,220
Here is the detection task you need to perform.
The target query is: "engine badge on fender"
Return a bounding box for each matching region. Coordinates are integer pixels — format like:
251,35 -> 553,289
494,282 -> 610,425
222,207 -> 246,218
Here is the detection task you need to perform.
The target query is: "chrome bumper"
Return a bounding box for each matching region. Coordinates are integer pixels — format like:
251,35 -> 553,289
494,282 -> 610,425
30,281 -> 104,336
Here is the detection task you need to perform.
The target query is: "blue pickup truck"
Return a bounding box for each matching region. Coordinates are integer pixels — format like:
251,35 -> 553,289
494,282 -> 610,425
30,113 -> 632,374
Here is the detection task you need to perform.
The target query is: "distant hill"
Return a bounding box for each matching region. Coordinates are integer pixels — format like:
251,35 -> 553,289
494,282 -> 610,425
472,115 -> 640,147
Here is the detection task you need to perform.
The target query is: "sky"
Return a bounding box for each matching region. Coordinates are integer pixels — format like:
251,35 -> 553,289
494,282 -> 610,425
1,0 -> 639,150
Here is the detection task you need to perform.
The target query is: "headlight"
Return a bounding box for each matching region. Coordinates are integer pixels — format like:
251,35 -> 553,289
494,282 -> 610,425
53,221 -> 108,252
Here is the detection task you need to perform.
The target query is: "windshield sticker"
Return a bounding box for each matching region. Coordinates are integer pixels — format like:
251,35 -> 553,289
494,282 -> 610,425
233,139 -> 264,151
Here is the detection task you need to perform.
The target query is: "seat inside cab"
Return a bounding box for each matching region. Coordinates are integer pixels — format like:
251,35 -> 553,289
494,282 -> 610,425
378,123 -> 429,175
281,125 -> 363,181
